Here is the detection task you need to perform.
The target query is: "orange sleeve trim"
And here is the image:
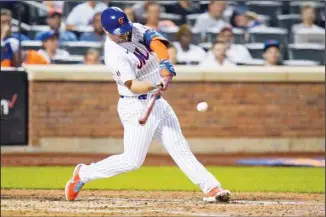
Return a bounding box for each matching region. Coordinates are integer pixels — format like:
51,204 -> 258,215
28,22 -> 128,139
149,38 -> 169,61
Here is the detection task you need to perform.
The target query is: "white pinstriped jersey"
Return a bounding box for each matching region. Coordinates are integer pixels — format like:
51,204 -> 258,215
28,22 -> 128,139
104,23 -> 163,96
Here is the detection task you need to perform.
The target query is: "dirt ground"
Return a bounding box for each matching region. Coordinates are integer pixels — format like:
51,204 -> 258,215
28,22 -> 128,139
1,189 -> 324,216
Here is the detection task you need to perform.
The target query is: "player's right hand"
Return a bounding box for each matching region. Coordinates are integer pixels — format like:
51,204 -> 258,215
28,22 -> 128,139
156,74 -> 173,91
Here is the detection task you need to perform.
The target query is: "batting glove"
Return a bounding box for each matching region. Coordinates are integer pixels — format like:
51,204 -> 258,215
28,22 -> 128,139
159,59 -> 176,78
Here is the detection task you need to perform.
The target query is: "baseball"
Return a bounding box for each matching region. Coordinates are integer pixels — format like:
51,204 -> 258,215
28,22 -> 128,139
197,102 -> 208,112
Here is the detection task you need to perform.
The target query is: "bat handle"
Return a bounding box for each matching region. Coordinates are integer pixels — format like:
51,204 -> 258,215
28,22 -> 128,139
138,89 -> 162,126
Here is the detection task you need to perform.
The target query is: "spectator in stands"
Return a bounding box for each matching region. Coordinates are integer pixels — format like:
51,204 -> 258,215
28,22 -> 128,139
165,0 -> 202,25
263,40 -> 282,66
133,1 -> 150,24
35,11 -> 77,43
193,0 -> 227,32
200,41 -> 235,67
36,31 -> 70,63
80,12 -> 105,42
172,24 -> 206,65
145,2 -> 176,31
167,44 -> 177,65
66,1 -> 107,31
230,9 -> 262,30
214,25 -> 252,63
42,1 -> 64,13
124,6 -> 136,23
83,49 -> 101,65
1,9 -> 30,41
1,38 -> 48,67
292,2 -> 324,33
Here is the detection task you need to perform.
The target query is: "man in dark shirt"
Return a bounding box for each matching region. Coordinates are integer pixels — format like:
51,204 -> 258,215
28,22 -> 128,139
165,0 -> 202,25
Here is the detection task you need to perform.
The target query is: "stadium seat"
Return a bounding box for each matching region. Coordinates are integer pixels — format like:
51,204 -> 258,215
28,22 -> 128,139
191,29 -> 202,44
186,14 -> 202,27
283,60 -> 319,66
198,42 -> 212,52
52,55 -> 84,64
293,29 -> 325,44
61,41 -> 102,56
28,25 -> 50,39
160,13 -> 182,25
245,41 -> 286,61
247,1 -> 283,26
288,43 -> 325,65
244,43 -> 265,59
249,27 -> 288,45
63,1 -> 80,20
160,26 -> 179,42
277,14 -> 301,33
21,40 -> 42,51
206,27 -> 245,44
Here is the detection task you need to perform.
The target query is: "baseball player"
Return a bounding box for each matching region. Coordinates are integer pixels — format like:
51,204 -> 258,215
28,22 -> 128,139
65,7 -> 231,203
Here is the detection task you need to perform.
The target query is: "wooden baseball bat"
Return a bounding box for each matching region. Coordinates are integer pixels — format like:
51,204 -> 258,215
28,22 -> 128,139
138,88 -> 162,126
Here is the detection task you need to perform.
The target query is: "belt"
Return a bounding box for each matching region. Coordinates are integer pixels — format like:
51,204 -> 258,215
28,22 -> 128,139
120,94 -> 161,100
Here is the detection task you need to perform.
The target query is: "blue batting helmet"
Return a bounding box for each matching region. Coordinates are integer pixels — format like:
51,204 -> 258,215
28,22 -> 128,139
101,7 -> 133,35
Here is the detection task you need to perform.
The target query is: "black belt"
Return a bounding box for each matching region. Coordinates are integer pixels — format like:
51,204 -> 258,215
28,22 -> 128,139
120,94 -> 161,100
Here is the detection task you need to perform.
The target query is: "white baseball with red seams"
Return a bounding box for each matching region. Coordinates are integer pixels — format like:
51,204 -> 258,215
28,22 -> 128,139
77,23 -> 222,194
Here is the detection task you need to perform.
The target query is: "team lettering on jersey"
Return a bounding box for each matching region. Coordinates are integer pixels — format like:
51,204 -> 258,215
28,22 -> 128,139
133,48 -> 149,69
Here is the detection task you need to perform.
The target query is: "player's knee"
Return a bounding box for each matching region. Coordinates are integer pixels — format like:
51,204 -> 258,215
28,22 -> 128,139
125,158 -> 143,171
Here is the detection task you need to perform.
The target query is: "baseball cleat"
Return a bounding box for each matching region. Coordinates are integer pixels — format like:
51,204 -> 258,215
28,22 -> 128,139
203,187 -> 231,203
65,164 -> 85,201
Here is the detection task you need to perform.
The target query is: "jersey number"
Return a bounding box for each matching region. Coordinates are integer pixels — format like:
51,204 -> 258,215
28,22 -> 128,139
134,48 -> 149,69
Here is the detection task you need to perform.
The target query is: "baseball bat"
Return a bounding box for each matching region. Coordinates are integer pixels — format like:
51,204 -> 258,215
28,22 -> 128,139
138,88 -> 162,126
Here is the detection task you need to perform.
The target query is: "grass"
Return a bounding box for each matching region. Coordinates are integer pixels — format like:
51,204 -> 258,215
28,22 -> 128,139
1,166 -> 324,193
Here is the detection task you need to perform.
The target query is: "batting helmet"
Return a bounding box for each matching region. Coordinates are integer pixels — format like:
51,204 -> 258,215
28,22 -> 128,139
101,7 -> 133,35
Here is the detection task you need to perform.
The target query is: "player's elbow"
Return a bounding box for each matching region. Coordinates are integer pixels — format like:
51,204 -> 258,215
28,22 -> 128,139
124,80 -> 132,89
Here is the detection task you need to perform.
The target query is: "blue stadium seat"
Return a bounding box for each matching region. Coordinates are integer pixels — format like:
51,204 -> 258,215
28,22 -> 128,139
186,14 -> 202,27
244,43 -> 265,59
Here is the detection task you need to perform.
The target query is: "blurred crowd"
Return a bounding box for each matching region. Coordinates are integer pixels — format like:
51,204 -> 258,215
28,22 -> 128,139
1,0 -> 325,67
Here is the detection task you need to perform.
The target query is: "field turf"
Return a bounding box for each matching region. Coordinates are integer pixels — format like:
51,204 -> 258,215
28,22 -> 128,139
1,166 -> 324,193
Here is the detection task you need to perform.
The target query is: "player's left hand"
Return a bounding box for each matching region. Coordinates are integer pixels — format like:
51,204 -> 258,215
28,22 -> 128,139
157,74 -> 173,91
159,59 -> 176,78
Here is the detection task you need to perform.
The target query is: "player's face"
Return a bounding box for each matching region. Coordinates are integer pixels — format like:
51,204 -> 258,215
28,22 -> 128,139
106,30 -> 130,44
263,47 -> 280,65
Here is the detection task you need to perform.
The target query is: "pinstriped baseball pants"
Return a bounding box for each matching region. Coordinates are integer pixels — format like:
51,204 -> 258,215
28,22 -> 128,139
79,96 -> 221,194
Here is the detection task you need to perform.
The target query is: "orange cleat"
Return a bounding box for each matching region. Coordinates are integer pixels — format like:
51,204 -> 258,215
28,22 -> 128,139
203,187 -> 231,203
65,164 -> 85,201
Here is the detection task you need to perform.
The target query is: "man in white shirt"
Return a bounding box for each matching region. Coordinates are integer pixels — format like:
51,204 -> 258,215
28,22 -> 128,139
292,2 -> 325,33
172,24 -> 206,65
206,26 -> 252,64
36,30 -> 70,63
200,41 -> 235,67
193,0 -> 227,32
66,1 -> 107,31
